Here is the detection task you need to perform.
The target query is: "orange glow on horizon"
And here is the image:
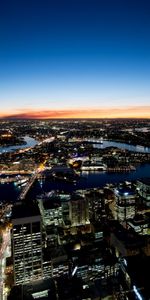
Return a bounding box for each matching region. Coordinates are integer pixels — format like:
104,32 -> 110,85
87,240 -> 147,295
0,106 -> 150,119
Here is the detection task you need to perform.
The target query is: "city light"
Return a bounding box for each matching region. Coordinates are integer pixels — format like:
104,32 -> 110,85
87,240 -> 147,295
0,117 -> 150,299
72,266 -> 78,277
133,285 -> 143,300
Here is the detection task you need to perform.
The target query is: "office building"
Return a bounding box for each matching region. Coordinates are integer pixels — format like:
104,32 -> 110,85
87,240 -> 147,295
114,187 -> 136,222
38,194 -> 63,227
137,178 -> 150,207
69,193 -> 90,226
12,202 -> 43,285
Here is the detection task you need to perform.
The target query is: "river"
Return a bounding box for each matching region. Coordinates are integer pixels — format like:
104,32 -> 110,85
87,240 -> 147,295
0,136 -> 150,154
0,137 -> 150,201
93,140 -> 150,153
1,163 -> 149,202
0,136 -> 37,154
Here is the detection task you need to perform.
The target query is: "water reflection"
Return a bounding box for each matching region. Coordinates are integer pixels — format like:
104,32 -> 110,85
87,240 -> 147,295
94,140 -> 150,153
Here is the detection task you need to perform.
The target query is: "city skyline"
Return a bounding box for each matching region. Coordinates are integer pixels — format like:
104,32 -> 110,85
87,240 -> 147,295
0,0 -> 150,119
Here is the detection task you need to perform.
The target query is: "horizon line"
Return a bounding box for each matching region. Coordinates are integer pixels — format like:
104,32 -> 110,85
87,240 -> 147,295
0,105 -> 150,119
1,117 -> 150,121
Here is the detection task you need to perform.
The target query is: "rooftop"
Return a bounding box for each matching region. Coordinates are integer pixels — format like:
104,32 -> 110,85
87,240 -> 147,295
43,197 -> 61,210
8,279 -> 55,300
115,187 -> 136,196
110,221 -> 145,248
12,202 -> 40,219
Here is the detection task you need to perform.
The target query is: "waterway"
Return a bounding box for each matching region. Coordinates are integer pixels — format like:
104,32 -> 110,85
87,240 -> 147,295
93,140 -> 150,153
0,137 -> 150,201
0,137 -> 150,154
29,163 -> 150,196
1,163 -> 149,202
0,136 -> 37,154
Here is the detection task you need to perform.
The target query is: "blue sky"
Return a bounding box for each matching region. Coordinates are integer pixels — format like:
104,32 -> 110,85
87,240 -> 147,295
0,0 -> 150,118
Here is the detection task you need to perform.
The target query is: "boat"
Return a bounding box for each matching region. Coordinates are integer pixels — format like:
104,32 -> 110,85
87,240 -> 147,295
15,178 -> 29,186
81,160 -> 107,171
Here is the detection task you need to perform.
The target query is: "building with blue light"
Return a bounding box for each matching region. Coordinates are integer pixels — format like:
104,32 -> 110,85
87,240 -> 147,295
114,187 -> 136,222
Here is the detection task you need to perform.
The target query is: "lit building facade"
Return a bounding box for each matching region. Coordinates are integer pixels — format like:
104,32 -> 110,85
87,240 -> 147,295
38,196 -> 63,227
69,193 -> 90,226
137,178 -> 150,207
86,190 -> 105,222
12,204 -> 43,285
114,187 -> 136,222
127,213 -> 150,236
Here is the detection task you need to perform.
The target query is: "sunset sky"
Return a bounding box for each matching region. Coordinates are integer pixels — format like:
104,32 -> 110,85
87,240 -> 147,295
0,0 -> 150,119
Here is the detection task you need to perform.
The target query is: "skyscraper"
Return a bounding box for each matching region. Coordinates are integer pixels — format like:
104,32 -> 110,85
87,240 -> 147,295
12,203 -> 43,285
69,193 -> 90,226
114,187 -> 136,222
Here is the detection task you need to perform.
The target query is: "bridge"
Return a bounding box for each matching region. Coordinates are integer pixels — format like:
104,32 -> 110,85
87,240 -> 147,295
19,158 -> 51,200
38,136 -> 55,145
19,171 -> 39,200
17,137 -> 55,201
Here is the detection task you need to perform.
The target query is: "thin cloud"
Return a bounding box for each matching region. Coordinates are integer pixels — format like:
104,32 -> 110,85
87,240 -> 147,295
1,106 -> 150,119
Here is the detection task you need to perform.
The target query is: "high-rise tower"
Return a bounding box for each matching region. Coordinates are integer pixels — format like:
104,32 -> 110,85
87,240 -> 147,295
12,202 -> 43,285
